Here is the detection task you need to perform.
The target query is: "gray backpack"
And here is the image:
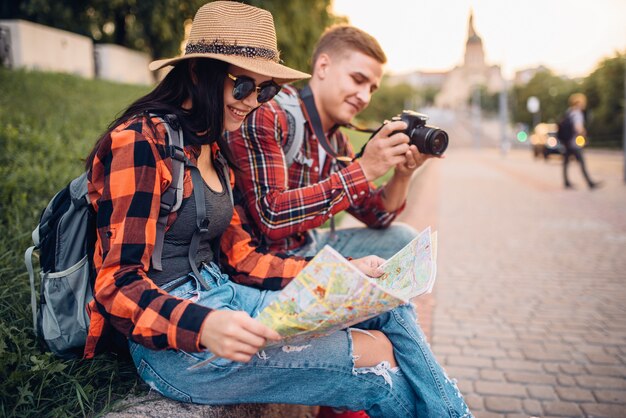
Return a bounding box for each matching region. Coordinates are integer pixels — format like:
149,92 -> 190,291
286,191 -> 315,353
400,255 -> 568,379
274,88 -> 311,168
24,115 -> 188,358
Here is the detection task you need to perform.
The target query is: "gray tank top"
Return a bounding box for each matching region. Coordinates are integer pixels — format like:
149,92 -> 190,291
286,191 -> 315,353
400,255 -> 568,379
149,170 -> 233,285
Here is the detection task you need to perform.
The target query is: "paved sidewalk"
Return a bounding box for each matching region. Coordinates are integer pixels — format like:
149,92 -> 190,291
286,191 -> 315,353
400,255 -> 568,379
426,147 -> 626,417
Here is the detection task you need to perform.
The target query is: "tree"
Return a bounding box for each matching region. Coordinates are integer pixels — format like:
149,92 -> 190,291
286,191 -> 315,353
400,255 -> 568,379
510,70 -> 579,128
356,79 -> 419,127
246,0 -> 343,74
1,0 -> 337,70
467,85 -> 499,115
1,0 -> 204,59
582,52 -> 625,148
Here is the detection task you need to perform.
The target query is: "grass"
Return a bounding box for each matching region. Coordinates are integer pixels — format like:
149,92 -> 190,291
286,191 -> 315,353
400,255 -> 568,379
0,68 -> 150,417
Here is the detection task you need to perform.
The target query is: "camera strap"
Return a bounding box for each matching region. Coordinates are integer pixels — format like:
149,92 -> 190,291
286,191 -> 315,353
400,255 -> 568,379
300,85 -> 354,234
299,85 -> 353,167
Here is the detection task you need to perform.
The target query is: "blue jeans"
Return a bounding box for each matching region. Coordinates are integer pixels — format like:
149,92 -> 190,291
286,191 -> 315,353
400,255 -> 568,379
292,223 -> 419,259
130,263 -> 471,417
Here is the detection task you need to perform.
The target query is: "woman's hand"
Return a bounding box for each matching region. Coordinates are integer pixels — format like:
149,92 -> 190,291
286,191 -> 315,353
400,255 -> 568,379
350,255 -> 386,278
199,310 -> 281,362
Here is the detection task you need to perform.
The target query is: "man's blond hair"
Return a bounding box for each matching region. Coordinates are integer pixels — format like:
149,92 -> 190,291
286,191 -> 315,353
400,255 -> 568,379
311,25 -> 387,70
569,93 -> 587,108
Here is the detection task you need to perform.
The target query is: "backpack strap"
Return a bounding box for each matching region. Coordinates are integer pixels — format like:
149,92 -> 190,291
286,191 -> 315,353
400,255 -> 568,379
149,114 -> 233,291
25,245 -> 38,336
187,149 -> 233,289
26,213 -> 42,335
186,164 -> 209,289
214,150 -> 234,205
151,114 -> 186,272
274,88 -> 307,168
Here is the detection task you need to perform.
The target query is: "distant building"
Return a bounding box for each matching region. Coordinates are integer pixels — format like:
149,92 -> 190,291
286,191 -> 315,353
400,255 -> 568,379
386,11 -> 504,110
434,12 -> 504,109
387,70 -> 447,89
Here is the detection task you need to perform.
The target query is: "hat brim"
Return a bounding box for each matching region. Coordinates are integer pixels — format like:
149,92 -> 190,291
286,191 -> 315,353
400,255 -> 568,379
149,53 -> 310,84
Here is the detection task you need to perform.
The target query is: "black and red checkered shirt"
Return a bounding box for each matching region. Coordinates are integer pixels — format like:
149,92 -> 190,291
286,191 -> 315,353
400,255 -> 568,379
84,115 -> 308,358
224,85 -> 404,253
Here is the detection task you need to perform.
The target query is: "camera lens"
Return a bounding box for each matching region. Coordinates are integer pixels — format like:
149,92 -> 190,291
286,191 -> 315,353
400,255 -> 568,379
427,129 -> 449,155
410,126 -> 449,156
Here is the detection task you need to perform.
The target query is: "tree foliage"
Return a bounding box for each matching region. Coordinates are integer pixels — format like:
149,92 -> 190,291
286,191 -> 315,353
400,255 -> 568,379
246,0 -> 343,73
582,53 -> 625,147
467,85 -> 500,115
510,52 -> 625,148
1,0 -> 338,71
357,79 -> 420,127
510,69 -> 579,128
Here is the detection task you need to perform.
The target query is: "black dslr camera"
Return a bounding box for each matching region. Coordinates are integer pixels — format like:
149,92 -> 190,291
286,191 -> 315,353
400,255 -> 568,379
391,110 -> 449,156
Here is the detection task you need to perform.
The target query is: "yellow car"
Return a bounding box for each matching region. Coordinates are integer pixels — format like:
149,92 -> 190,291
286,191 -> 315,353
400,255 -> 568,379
530,122 -> 586,159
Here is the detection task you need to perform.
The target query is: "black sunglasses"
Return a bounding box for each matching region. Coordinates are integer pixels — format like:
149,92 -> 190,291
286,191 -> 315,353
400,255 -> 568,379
227,73 -> 281,103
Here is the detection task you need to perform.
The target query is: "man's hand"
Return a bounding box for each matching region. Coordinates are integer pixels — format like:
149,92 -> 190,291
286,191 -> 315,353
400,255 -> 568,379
200,310 -> 281,363
358,120 -> 410,181
350,255 -> 386,277
393,144 -> 440,178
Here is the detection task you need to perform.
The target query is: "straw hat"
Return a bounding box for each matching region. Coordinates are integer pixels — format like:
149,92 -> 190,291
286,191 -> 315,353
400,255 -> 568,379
149,1 -> 310,84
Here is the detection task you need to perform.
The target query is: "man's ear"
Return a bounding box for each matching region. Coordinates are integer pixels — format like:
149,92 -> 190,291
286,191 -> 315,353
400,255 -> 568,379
314,53 -> 331,80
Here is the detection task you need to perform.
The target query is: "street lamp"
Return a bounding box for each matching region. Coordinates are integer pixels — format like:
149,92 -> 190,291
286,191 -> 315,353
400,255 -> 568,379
623,54 -> 626,183
472,86 -> 482,149
527,96 -> 540,129
499,81 -> 510,156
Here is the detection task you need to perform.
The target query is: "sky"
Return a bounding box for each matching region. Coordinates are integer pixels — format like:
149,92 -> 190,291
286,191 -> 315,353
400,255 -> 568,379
331,0 -> 626,79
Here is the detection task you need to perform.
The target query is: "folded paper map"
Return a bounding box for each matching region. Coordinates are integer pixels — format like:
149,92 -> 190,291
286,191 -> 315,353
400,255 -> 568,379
256,227 -> 438,344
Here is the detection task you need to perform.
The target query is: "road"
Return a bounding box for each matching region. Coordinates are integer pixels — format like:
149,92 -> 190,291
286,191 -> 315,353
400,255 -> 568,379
402,141 -> 626,417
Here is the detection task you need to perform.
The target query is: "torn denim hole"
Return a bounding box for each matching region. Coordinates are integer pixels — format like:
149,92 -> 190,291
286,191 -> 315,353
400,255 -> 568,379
347,328 -> 399,387
354,361 -> 400,388
256,350 -> 269,360
281,344 -> 311,353
348,327 -> 377,339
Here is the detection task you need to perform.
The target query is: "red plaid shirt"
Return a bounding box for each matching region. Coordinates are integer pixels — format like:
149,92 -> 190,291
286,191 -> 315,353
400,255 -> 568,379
85,115 -> 308,358
224,85 -> 404,253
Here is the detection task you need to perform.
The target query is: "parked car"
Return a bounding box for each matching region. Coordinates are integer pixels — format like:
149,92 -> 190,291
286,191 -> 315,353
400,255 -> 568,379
530,123 -> 563,159
530,123 -> 587,160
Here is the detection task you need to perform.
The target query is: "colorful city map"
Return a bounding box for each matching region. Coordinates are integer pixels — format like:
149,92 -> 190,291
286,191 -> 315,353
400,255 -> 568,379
256,227 -> 437,343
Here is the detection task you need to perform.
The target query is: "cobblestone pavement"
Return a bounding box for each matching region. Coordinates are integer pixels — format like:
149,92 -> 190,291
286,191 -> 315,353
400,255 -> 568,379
428,146 -> 626,417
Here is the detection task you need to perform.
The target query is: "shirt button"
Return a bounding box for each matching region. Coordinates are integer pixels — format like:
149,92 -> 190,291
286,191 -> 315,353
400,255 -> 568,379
314,166 -> 319,172
352,194 -> 358,199
359,191 -> 365,196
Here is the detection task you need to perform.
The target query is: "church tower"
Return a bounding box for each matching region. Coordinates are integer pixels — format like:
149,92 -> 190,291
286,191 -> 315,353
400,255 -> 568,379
463,11 -> 485,70
434,9 -> 503,109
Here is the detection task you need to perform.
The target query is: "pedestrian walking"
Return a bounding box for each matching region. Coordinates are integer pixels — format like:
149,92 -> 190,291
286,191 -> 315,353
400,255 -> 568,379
561,93 -> 602,189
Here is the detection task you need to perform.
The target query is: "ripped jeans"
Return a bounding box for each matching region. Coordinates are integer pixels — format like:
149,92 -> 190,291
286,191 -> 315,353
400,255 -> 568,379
129,262 -> 471,417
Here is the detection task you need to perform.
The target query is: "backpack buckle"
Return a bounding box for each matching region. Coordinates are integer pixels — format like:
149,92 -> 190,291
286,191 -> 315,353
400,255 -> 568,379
163,114 -> 180,130
199,218 -> 210,233
167,145 -> 186,162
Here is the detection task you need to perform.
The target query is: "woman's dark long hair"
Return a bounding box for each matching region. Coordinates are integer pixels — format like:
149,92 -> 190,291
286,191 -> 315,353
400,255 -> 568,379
85,58 -> 232,169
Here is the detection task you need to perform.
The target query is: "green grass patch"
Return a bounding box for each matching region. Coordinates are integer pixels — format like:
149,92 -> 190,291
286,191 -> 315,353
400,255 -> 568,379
0,68 -> 150,417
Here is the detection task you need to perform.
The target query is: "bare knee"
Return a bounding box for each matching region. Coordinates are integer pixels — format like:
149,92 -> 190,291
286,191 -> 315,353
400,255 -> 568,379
351,330 -> 397,368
